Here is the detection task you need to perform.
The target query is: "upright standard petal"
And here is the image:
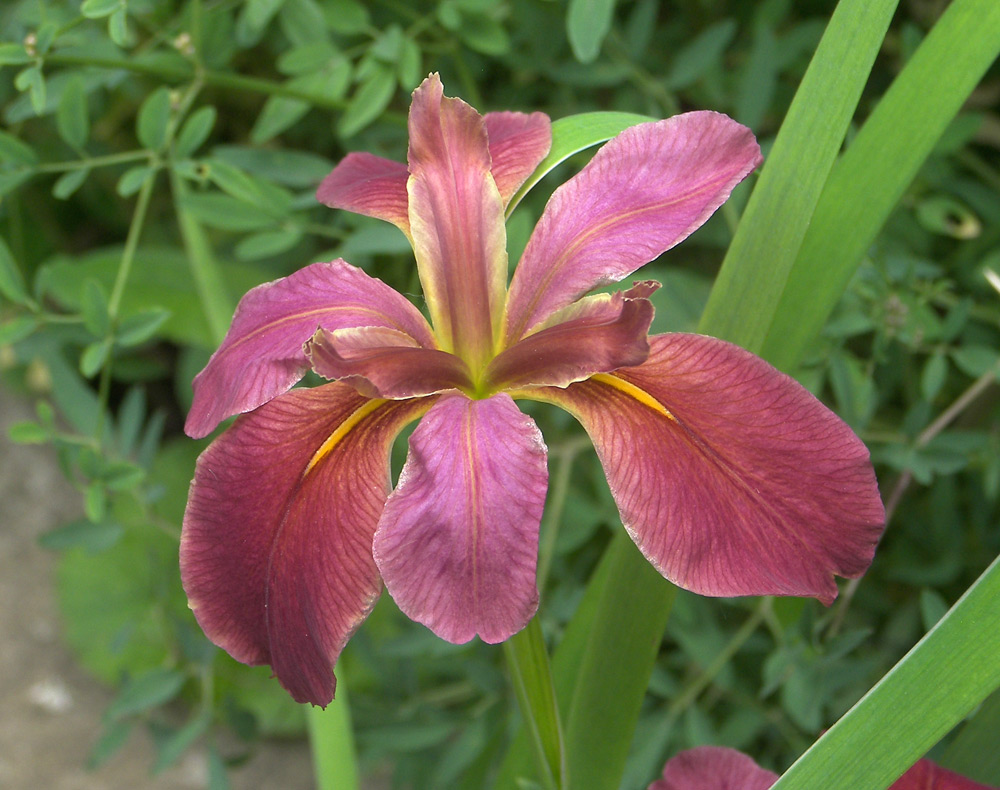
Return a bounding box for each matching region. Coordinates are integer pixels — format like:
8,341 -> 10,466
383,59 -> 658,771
505,112 -> 762,341
373,393 -> 547,644
306,326 -> 473,399
407,74 -> 508,371
185,260 -> 436,438
649,746 -> 778,790
316,152 -> 411,236
181,383 -> 430,705
483,111 -> 552,204
531,334 -> 885,604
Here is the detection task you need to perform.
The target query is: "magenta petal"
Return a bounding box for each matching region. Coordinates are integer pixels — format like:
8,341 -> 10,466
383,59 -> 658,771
316,152 -> 411,235
891,759 -> 997,790
484,290 -> 654,390
373,393 -> 547,643
536,334 -> 885,603
185,260 -> 436,439
649,746 -> 778,790
407,74 -> 508,370
505,112 -> 762,341
484,110 -> 552,204
306,326 -> 473,398
180,383 -> 430,705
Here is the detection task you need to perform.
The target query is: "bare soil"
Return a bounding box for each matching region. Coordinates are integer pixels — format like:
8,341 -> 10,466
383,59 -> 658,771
0,387 -> 315,790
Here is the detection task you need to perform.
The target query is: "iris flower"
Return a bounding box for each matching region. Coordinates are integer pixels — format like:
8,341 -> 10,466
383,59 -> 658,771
648,746 -> 996,790
180,74 -> 885,706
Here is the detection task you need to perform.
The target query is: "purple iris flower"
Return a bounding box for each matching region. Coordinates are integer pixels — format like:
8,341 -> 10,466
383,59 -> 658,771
180,74 -> 885,706
648,746 -> 995,790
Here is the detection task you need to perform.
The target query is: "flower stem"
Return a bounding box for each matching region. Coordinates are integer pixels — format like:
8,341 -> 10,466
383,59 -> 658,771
169,170 -> 233,345
503,617 -> 566,790
95,167 -> 157,439
307,672 -> 360,790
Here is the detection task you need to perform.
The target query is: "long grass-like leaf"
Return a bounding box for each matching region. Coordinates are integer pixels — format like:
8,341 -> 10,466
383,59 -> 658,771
761,0 -> 1000,370
698,0 -> 898,349
771,554 -> 1000,789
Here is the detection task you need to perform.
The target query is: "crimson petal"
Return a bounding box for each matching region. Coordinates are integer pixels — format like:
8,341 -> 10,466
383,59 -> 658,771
533,334 -> 885,603
185,260 -> 435,438
483,110 -> 552,204
505,112 -> 762,341
315,152 -> 412,236
484,288 -> 654,391
649,746 -> 778,790
373,393 -> 547,644
306,326 -> 473,398
181,383 -> 430,705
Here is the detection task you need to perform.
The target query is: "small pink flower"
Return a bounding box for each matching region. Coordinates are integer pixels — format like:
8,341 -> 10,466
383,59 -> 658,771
180,74 -> 885,705
649,746 -> 996,790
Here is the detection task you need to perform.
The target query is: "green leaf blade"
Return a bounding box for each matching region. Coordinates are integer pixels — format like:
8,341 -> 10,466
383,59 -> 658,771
772,554 -> 1000,790
567,0 -> 617,63
761,0 -> 1000,371
698,0 -> 899,351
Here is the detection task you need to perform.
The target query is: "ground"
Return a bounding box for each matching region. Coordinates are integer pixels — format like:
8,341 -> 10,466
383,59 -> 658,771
0,386 -> 316,790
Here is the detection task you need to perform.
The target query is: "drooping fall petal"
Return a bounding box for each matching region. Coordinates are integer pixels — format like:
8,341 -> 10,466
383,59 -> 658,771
185,260 -> 436,439
504,112 -> 762,341
532,333 -> 885,603
315,152 -> 412,236
649,746 -> 778,790
407,74 -> 508,370
649,749 -> 997,790
181,383 -> 430,705
891,759 -> 997,790
483,110 -> 552,204
483,289 -> 654,391
373,393 -> 547,644
306,326 -> 473,398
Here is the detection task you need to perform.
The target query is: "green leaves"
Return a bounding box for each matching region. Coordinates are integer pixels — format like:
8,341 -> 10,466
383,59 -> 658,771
503,618 -> 566,789
772,555 -> 1000,790
507,111 -> 654,217
567,0 -> 617,63
136,87 -> 172,151
699,0 -> 899,351
57,79 -> 89,150
760,0 -> 1000,371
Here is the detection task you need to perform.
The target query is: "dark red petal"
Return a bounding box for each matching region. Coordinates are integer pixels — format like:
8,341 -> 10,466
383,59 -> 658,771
306,326 -> 473,398
484,290 -> 653,391
649,746 -> 778,790
181,383 -> 430,705
533,334 -> 885,603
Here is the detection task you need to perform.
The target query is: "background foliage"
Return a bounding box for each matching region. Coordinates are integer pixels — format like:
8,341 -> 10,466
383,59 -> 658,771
1,0 -> 998,788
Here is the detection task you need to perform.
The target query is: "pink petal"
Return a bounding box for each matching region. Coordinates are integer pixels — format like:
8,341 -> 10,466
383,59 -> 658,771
483,110 -> 552,204
316,152 -> 411,236
373,392 -> 547,644
891,759 -> 997,790
185,260 -> 436,439
483,288 -> 654,391
533,334 -> 885,603
505,112 -> 762,341
407,74 -> 508,371
649,746 -> 778,790
181,383 -> 431,705
306,326 -> 473,398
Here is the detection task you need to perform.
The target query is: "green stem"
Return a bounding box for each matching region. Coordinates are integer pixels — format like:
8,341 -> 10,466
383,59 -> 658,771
35,150 -> 151,173
536,435 -> 590,591
43,53 -> 407,120
503,617 -> 566,790
95,167 -> 157,438
169,170 -> 233,346
307,672 -> 360,790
